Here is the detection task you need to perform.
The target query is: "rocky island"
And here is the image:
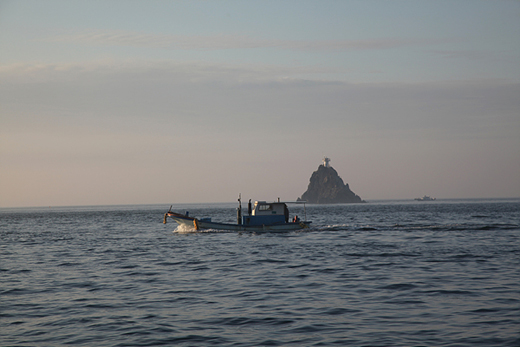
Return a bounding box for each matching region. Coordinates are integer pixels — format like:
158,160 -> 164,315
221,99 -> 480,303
298,158 -> 365,204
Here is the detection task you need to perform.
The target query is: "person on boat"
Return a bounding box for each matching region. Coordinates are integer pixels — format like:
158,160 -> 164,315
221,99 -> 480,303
248,199 -> 252,216
293,215 -> 300,223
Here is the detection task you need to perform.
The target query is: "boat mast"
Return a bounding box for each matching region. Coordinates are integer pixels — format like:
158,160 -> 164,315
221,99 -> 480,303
237,193 -> 242,225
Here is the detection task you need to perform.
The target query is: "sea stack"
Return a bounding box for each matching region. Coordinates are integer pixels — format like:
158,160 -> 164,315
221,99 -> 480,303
298,158 -> 365,204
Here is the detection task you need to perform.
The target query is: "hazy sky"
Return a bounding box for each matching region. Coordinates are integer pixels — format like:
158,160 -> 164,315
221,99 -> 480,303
1,0 -> 519,207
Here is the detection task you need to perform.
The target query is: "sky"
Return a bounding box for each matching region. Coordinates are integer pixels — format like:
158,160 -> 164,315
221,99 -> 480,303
1,0 -> 519,207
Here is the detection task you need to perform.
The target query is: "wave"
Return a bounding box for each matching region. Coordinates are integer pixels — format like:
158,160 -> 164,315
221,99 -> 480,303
316,223 -> 520,232
172,225 -> 232,234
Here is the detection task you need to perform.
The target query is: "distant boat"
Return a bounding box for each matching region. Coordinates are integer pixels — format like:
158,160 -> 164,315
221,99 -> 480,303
415,195 -> 436,201
164,195 -> 311,232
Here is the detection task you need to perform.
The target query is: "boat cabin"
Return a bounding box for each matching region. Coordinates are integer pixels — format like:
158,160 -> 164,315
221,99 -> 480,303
242,201 -> 289,226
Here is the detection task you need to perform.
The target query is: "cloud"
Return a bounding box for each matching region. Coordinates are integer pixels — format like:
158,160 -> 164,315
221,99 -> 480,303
0,60 -> 335,82
45,30 -> 448,52
2,60 -> 518,147
428,49 -> 495,62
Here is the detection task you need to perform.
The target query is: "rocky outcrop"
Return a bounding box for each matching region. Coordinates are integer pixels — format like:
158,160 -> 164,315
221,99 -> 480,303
298,165 -> 365,204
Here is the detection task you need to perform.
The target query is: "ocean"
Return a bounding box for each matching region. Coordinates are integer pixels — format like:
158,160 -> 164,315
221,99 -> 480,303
1,199 -> 519,346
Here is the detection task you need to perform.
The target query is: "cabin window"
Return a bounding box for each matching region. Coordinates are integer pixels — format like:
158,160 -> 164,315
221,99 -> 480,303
258,204 -> 272,211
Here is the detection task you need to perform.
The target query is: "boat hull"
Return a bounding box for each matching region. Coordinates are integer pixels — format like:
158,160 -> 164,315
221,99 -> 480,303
166,212 -> 311,232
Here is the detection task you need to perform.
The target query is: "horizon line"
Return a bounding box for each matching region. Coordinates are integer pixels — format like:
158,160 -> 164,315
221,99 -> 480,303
2,197 -> 519,210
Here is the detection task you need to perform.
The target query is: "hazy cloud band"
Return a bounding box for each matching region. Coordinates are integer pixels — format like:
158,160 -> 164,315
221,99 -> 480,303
45,30 -> 449,51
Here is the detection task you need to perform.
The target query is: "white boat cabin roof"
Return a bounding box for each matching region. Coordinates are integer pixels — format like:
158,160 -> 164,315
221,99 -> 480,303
252,201 -> 286,216
250,200 -> 308,216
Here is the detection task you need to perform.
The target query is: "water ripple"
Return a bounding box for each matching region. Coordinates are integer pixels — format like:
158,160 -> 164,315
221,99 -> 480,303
1,200 -> 519,346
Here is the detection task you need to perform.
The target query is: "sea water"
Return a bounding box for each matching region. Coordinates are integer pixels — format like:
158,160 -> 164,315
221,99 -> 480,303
1,199 -> 519,346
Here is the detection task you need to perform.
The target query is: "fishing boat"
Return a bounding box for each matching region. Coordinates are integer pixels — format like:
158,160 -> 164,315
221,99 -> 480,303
164,196 -> 311,231
415,195 -> 436,201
